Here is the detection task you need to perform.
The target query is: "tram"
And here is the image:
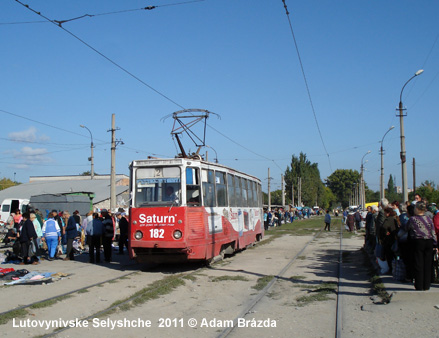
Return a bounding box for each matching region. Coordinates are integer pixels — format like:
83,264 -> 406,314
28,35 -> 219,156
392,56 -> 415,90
128,157 -> 264,263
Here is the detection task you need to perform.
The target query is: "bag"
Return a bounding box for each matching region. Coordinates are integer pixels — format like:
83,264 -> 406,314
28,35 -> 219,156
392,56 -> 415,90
392,258 -> 406,281
397,228 -> 408,243
28,239 -> 37,257
433,252 -> 439,284
377,257 -> 389,275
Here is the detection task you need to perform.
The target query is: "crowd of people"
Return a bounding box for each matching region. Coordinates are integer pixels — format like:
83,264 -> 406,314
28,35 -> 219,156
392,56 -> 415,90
1,208 -> 129,266
359,194 -> 438,291
263,207 -> 322,230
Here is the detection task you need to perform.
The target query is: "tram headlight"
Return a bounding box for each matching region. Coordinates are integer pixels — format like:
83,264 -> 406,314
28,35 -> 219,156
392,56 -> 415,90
173,230 -> 182,239
134,231 -> 143,240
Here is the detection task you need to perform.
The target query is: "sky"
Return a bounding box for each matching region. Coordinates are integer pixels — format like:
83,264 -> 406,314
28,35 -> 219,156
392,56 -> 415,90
1,0 -> 438,195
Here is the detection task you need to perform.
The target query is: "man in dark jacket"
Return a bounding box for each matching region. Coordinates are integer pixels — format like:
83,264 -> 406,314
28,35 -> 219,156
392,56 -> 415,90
116,213 -> 129,255
101,209 -> 114,262
19,212 -> 38,265
64,215 -> 78,261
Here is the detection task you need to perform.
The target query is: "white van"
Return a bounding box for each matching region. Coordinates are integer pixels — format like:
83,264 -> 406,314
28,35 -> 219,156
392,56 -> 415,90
0,198 -> 29,224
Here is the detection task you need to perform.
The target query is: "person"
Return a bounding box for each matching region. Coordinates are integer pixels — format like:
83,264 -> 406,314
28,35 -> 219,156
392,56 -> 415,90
86,213 -> 103,264
101,209 -> 114,262
64,215 -> 78,261
346,210 -> 355,232
18,212 -> 39,265
263,209 -> 268,230
407,202 -> 437,291
412,193 -> 422,205
42,212 -> 61,261
379,207 -> 400,274
324,209 -> 331,231
164,186 -> 177,201
30,212 -> 43,258
13,210 -> 22,230
116,212 -> 129,255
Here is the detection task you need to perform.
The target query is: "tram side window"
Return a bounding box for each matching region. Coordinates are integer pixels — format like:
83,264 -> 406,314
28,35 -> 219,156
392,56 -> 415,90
235,177 -> 242,206
227,174 -> 236,207
202,169 -> 216,207
215,171 -> 227,207
248,181 -> 255,207
242,179 -> 248,207
186,167 -> 201,206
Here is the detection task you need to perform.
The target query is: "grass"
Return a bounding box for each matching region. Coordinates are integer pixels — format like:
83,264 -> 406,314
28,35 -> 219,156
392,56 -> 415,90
252,275 -> 275,291
370,275 -> 392,304
100,274 -> 186,316
210,275 -> 250,282
182,274 -> 197,282
78,288 -> 89,294
296,282 -> 337,305
0,308 -> 28,325
29,295 -> 73,309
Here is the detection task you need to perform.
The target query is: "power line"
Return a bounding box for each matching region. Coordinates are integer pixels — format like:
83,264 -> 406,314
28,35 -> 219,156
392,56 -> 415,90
14,0 -> 186,109
280,0 -> 332,173
3,1 -> 205,25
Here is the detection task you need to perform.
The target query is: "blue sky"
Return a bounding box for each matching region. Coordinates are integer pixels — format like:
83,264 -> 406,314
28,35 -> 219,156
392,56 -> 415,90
1,0 -> 438,194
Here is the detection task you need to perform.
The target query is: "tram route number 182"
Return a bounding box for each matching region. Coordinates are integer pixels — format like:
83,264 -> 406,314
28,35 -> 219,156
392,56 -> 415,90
150,228 -> 165,238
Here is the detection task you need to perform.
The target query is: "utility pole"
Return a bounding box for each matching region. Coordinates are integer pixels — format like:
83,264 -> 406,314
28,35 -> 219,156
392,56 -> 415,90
268,168 -> 271,211
292,183 -> 294,206
297,177 -> 302,207
281,174 -> 285,207
108,114 -> 123,211
413,158 -> 416,195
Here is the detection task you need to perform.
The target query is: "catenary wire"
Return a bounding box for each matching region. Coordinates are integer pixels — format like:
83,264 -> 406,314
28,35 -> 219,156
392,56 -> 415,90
12,1 -> 287,173
280,0 -> 332,173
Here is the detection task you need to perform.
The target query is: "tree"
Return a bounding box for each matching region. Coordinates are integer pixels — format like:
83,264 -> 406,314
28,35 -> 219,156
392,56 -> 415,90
411,180 -> 439,204
386,175 -> 397,203
0,178 -> 19,191
325,169 -> 361,209
80,171 -> 98,176
284,152 -> 326,207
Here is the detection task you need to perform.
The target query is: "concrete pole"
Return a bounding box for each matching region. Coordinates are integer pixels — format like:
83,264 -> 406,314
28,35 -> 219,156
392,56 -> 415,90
110,114 -> 116,211
281,174 -> 285,207
268,168 -> 271,211
413,158 -> 416,195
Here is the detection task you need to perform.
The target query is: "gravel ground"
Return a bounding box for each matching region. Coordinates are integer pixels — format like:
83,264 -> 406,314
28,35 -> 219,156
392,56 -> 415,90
1,227 -> 439,338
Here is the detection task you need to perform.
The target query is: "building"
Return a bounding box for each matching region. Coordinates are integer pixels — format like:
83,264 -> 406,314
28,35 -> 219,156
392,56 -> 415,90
0,175 -> 129,213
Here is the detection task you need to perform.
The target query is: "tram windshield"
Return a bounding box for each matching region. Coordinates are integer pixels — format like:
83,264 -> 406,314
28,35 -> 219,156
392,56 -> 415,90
134,167 -> 181,207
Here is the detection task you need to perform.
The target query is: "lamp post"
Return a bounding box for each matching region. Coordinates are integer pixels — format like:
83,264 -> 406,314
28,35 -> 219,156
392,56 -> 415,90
360,150 -> 371,209
380,126 -> 395,201
398,69 -> 423,203
80,124 -> 94,179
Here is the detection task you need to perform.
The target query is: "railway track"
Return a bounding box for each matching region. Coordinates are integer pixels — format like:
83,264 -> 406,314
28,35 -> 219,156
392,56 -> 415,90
1,218 -> 355,337
218,218 -> 346,338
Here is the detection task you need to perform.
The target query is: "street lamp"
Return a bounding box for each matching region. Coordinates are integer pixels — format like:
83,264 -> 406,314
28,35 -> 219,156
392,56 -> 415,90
398,69 -> 423,203
360,150 -> 371,209
80,124 -> 94,179
380,126 -> 395,201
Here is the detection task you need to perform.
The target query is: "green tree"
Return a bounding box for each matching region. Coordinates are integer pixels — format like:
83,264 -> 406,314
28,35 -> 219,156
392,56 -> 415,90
284,152 -> 325,207
386,175 -> 397,202
325,169 -> 361,209
411,180 -> 439,204
0,178 -> 19,191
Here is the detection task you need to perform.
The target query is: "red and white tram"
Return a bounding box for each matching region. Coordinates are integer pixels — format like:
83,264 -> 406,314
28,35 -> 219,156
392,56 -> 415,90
128,157 -> 264,263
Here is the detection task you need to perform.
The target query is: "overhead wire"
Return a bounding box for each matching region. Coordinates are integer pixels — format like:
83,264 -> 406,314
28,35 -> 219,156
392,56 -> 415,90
12,1 -> 286,173
2,0 -> 205,25
280,0 -> 333,173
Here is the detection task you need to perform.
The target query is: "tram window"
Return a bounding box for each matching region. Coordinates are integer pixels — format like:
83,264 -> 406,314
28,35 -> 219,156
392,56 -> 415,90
186,167 -> 201,206
134,167 -> 181,207
235,177 -> 242,206
227,174 -> 236,207
202,169 -> 215,207
215,171 -> 227,207
248,181 -> 254,207
242,179 -> 248,207
257,183 -> 262,207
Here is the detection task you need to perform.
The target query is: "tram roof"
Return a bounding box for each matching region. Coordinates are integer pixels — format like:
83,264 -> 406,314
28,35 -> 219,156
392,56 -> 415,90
130,158 -> 261,183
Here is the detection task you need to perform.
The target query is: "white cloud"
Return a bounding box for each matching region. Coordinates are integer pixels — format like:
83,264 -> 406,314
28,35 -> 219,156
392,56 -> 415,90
7,146 -> 53,169
8,126 -> 50,143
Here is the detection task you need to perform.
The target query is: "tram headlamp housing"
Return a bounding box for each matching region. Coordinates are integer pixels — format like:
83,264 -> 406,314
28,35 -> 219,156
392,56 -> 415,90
173,230 -> 182,239
134,231 -> 143,240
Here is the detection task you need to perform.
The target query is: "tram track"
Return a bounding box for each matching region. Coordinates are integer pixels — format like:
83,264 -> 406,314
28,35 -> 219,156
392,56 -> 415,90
1,218 -> 352,337
217,219 -> 345,338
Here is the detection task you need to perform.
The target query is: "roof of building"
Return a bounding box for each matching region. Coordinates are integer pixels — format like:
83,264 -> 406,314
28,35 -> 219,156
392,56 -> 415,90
0,176 -> 129,204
